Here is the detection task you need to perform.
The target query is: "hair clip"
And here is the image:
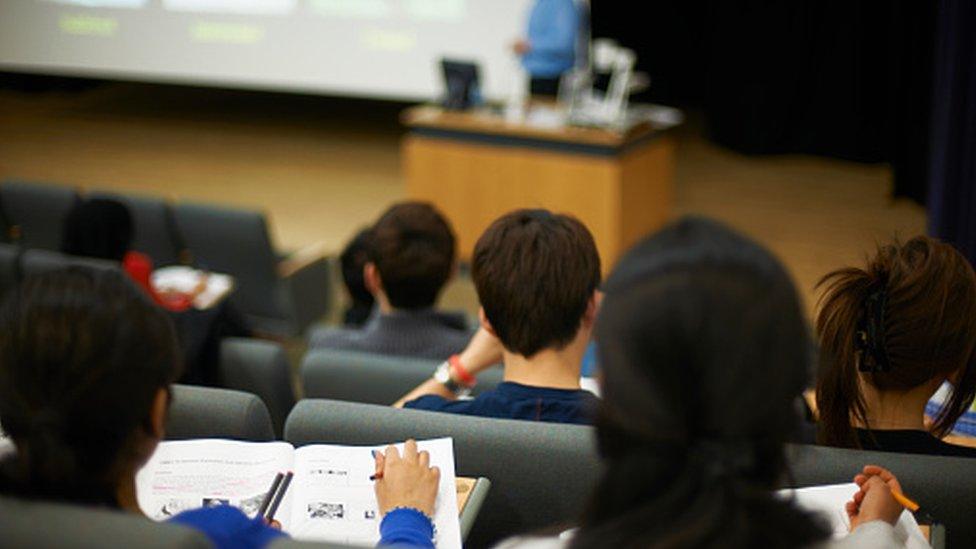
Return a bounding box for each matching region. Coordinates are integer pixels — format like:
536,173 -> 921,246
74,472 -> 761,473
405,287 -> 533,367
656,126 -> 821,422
857,289 -> 891,373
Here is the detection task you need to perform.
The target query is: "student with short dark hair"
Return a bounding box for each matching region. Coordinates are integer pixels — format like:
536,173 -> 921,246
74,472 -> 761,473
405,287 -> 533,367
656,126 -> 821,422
816,235 -> 976,457
377,217 -> 910,549
0,269 -> 283,549
338,227 -> 375,327
394,208 -> 601,424
310,202 -> 470,360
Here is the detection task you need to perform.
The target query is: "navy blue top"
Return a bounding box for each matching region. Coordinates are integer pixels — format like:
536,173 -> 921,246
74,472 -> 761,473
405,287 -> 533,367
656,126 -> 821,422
168,505 -> 285,549
404,381 -> 598,424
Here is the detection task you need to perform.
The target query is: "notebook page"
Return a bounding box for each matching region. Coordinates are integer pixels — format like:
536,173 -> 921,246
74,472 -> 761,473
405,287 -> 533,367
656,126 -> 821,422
136,439 -> 295,527
288,437 -> 461,549
780,483 -> 929,549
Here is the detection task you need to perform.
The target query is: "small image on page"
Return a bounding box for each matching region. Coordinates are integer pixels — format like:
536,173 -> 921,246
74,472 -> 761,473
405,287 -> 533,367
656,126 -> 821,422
136,439 -> 295,528
288,437 -> 461,549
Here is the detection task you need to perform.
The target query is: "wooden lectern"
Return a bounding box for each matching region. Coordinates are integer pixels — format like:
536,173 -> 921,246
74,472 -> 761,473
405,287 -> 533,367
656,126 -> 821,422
401,105 -> 677,271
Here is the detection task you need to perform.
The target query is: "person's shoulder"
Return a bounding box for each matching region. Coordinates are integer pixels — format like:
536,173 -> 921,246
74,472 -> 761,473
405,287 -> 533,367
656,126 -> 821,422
169,506 -> 284,549
308,325 -> 364,349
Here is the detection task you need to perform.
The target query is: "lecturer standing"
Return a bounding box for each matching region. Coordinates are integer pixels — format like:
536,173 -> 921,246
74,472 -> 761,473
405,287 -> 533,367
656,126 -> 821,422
513,0 -> 585,97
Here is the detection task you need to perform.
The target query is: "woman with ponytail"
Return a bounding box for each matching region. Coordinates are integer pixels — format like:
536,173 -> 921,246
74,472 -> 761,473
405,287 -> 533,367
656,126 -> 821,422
0,268 -> 283,548
815,236 -> 976,457
377,217 -> 910,549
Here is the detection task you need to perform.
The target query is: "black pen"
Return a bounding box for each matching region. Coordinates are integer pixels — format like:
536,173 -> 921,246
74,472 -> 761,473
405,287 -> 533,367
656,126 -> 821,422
266,471 -> 294,521
256,472 -> 284,518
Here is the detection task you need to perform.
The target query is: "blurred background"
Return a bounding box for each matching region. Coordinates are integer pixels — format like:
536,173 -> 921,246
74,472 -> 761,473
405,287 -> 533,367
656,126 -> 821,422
1,0 -> 971,324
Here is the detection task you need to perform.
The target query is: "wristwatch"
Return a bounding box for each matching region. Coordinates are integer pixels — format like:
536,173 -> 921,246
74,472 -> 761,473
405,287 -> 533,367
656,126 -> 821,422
433,361 -> 469,397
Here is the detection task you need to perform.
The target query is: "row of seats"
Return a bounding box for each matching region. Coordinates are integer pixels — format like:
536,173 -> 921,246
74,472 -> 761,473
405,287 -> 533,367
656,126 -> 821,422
220,342 -> 504,436
0,180 -> 331,335
4,385 -> 972,548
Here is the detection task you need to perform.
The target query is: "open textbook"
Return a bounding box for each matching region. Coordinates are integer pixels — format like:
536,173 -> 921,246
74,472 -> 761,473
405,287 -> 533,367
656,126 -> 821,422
136,437 -> 462,548
780,483 -> 929,549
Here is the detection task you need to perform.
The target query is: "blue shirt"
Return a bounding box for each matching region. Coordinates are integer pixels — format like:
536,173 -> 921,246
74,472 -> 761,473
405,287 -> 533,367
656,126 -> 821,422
169,505 -> 285,549
379,508 -> 435,549
522,0 -> 581,78
404,381 -> 598,424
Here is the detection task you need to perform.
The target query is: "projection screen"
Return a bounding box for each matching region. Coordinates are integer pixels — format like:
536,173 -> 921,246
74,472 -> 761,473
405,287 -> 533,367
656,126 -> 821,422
0,0 -> 536,101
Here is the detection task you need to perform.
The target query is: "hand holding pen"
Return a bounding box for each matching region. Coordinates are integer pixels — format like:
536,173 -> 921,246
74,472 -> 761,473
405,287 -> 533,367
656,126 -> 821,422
370,439 -> 440,517
847,465 -> 930,531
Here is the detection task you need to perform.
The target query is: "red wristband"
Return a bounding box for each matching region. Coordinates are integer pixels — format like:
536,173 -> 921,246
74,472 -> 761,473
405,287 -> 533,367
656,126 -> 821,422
448,354 -> 477,388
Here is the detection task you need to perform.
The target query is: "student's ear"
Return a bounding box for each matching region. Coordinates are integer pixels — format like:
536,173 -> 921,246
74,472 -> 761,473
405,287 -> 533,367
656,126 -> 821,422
478,307 -> 498,337
149,388 -> 168,441
364,262 -> 383,295
582,290 -> 602,327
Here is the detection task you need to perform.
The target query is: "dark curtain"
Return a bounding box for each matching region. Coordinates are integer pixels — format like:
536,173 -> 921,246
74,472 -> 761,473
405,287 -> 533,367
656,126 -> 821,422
591,1 -> 936,203
927,0 -> 976,263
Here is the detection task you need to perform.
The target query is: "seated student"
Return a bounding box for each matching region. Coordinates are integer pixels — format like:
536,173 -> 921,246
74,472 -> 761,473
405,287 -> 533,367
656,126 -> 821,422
339,227 -> 376,327
393,208 -> 601,425
815,235 -> 976,457
310,202 -> 470,360
374,217 -> 912,549
61,198 -> 250,386
62,198 -> 194,310
0,268 -> 282,549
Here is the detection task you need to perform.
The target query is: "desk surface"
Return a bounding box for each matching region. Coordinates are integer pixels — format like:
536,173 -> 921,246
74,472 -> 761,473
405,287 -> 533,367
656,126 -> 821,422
402,105 -> 659,148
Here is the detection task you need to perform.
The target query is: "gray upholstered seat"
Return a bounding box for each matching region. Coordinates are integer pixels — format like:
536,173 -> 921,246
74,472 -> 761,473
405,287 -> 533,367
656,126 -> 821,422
284,399 -> 600,549
0,180 -> 80,250
301,348 -> 504,406
167,384 -> 275,441
20,249 -> 121,277
0,495 -> 212,549
172,202 -> 331,336
220,337 -> 296,437
89,190 -> 184,266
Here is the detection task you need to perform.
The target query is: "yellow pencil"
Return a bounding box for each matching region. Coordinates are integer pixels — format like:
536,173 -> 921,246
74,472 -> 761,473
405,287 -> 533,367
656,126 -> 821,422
891,490 -> 920,513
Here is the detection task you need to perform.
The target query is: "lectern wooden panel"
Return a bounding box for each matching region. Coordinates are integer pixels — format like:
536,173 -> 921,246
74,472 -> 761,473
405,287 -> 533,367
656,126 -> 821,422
402,106 -> 676,271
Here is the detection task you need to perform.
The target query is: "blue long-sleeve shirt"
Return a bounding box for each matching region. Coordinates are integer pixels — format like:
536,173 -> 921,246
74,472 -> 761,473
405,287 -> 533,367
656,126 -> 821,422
169,505 -> 285,549
522,0 -> 580,78
379,508 -> 436,548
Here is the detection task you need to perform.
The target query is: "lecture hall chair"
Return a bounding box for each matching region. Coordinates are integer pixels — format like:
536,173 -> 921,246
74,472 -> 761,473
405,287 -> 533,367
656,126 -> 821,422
19,249 -> 121,278
0,496 -> 212,549
166,384 -> 276,442
172,202 -> 331,336
89,190 -> 185,266
0,180 -> 80,251
301,348 -> 504,406
220,337 -> 297,438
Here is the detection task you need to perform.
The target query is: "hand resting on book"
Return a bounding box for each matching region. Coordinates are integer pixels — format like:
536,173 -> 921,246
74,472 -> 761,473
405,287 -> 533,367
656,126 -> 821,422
373,439 -> 441,517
